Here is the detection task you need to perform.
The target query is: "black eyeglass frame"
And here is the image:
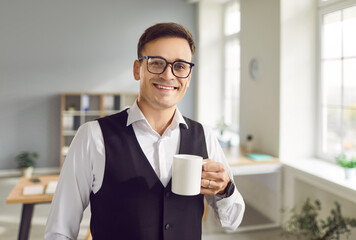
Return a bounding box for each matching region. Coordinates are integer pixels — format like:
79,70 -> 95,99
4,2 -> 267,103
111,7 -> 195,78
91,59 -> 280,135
138,56 -> 195,79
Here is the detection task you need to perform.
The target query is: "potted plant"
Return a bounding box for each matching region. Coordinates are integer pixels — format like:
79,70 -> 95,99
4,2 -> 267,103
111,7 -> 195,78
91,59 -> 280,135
216,119 -> 231,147
283,198 -> 356,240
336,154 -> 356,180
15,151 -> 38,177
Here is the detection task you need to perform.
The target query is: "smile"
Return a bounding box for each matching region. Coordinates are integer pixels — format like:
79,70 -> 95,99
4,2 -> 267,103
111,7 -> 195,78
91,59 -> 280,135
153,83 -> 178,90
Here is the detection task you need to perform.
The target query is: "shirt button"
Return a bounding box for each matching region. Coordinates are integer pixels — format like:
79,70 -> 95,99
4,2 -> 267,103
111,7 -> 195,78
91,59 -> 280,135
165,224 -> 171,230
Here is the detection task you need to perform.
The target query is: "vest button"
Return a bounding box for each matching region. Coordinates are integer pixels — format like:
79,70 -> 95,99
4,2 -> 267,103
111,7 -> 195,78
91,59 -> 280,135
165,191 -> 170,197
165,224 -> 171,230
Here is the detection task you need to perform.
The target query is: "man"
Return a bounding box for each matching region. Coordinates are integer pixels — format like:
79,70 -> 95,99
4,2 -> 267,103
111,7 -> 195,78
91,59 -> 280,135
45,22 -> 244,240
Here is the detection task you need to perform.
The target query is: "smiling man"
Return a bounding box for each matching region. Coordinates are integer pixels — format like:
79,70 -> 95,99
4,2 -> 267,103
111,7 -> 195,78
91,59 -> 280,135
45,23 -> 244,240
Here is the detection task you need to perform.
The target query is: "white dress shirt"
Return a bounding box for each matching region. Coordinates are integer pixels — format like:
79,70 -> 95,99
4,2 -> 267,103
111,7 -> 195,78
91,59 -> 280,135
44,101 -> 245,240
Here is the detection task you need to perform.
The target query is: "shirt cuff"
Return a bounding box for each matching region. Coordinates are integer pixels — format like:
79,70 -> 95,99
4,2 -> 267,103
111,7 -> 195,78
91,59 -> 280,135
215,186 -> 238,205
215,187 -> 245,231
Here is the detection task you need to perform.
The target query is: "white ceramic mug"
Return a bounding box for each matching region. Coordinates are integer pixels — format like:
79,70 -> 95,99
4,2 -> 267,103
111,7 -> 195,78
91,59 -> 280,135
171,154 -> 203,196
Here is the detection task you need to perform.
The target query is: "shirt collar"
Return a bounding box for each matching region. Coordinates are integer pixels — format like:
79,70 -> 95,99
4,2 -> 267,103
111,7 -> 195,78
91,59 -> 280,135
126,100 -> 188,129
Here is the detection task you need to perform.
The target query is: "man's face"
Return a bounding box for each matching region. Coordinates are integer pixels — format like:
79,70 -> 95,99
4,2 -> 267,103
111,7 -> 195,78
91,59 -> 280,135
134,37 -> 193,111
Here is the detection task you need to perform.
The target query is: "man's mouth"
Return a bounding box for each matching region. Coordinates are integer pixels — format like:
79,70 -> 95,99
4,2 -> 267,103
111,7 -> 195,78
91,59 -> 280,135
153,83 -> 179,90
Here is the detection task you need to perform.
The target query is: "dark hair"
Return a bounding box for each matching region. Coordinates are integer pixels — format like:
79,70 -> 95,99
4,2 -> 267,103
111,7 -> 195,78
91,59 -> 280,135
137,22 -> 195,58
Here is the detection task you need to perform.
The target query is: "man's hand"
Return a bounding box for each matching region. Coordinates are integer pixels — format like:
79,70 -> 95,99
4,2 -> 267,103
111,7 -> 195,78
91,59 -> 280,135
200,158 -> 230,195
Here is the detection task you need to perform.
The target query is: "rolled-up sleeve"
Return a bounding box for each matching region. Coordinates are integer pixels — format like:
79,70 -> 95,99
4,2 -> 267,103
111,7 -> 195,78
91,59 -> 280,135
203,125 -> 245,231
44,121 -> 104,239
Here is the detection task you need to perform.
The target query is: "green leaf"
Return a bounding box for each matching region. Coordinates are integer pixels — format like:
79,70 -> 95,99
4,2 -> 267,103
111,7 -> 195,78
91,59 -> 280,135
282,199 -> 356,240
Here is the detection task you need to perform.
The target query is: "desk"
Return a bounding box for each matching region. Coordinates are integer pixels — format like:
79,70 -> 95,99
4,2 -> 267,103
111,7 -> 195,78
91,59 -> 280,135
6,175 -> 59,240
223,148 -> 282,232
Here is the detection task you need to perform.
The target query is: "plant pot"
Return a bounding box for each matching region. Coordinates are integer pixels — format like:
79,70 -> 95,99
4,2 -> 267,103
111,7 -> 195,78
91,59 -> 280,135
22,167 -> 34,177
344,168 -> 355,180
218,139 -> 231,147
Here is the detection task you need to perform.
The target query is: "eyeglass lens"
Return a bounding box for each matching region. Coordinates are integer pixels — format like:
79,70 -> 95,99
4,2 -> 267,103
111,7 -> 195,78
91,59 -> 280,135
147,57 -> 192,78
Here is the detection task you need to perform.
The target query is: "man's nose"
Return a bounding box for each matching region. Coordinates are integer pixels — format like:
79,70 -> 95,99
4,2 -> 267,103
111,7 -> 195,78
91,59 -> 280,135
160,64 -> 175,79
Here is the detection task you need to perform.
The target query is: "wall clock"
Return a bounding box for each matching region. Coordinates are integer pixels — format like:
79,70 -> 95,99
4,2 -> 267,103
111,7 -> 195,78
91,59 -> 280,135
249,58 -> 259,80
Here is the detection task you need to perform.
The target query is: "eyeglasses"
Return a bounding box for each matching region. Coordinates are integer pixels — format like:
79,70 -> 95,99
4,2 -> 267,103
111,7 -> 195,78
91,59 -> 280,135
138,56 -> 194,79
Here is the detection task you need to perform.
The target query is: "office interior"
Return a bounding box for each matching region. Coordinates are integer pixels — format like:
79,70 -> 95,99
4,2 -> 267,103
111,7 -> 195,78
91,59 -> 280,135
1,0 -> 356,239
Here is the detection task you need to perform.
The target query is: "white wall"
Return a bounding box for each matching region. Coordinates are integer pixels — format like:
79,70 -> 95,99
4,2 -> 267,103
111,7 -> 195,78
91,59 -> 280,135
196,0 -> 355,230
280,0 -> 356,232
196,1 -> 224,127
0,0 -> 196,169
279,0 -> 317,160
239,0 -> 280,157
236,0 -> 280,220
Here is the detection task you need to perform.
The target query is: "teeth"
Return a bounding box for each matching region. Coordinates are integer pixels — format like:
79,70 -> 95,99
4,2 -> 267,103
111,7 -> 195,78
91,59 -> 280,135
156,84 -> 175,90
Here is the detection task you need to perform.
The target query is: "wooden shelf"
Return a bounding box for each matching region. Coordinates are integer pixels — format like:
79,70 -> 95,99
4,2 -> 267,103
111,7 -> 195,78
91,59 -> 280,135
223,147 -> 280,166
60,92 -> 137,166
222,147 -> 282,232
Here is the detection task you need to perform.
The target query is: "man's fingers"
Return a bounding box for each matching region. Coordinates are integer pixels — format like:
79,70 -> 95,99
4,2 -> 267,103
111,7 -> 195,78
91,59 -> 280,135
200,179 -> 224,195
201,171 -> 225,181
201,179 -> 212,188
201,179 -> 225,189
202,160 -> 225,172
201,158 -> 230,195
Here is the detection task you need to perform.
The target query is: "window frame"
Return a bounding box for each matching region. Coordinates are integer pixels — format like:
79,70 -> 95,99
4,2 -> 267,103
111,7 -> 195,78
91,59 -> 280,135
222,0 -> 240,132
317,0 -> 356,161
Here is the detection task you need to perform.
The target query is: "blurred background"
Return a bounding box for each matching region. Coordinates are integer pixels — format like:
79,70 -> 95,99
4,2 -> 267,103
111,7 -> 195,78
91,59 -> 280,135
1,0 -> 356,239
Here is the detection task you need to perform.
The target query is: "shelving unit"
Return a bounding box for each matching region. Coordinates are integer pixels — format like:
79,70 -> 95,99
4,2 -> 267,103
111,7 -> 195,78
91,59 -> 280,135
60,92 -> 137,165
223,147 -> 282,232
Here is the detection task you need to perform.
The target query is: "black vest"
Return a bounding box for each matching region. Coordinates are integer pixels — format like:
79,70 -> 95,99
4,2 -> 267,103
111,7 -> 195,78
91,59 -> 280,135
90,110 -> 208,240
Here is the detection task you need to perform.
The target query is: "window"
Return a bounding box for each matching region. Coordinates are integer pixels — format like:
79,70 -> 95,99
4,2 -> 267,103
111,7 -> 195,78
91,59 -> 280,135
196,0 -> 240,146
319,2 -> 356,159
223,0 -> 240,132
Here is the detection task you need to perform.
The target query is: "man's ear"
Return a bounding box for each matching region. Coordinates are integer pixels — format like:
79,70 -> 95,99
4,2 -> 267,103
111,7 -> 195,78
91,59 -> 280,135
133,60 -> 141,81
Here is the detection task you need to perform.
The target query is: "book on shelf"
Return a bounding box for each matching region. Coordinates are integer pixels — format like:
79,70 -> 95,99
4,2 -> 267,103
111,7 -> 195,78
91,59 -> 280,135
245,153 -> 273,161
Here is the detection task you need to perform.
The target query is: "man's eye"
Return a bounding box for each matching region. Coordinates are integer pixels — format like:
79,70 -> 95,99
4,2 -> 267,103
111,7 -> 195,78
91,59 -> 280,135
150,60 -> 165,67
174,63 -> 187,70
